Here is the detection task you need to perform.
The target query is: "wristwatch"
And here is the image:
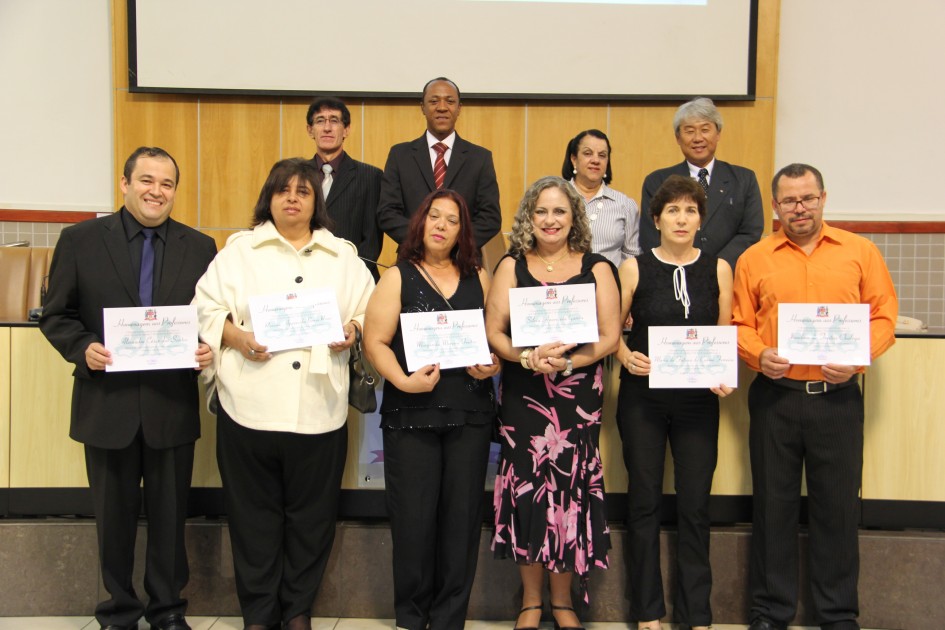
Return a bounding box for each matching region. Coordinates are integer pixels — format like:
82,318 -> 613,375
562,357 -> 573,376
520,348 -> 533,369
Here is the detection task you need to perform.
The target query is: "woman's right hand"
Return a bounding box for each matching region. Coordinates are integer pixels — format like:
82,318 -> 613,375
224,324 -> 271,363
621,349 -> 651,376
400,363 -> 440,393
529,342 -> 577,374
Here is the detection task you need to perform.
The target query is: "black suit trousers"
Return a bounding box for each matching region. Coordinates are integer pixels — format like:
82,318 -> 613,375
382,422 -> 492,630
748,376 -> 863,628
216,408 -> 347,626
617,376 -> 719,626
85,431 -> 194,628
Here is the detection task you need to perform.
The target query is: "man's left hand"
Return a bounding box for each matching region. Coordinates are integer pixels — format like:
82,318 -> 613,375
821,363 -> 858,384
195,342 -> 213,370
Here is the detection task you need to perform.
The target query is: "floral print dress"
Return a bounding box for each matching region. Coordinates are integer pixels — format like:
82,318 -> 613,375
492,253 -> 611,600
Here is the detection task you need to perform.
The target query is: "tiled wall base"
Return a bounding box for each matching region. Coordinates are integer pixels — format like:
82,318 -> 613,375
0,520 -> 941,628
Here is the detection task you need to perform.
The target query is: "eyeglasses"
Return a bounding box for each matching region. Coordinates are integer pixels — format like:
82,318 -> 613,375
776,193 -> 822,211
312,116 -> 344,127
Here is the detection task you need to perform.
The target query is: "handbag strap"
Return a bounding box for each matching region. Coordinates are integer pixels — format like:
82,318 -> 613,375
415,262 -> 455,310
349,327 -> 375,385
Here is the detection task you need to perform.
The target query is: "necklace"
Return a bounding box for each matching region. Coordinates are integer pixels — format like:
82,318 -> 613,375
535,249 -> 570,272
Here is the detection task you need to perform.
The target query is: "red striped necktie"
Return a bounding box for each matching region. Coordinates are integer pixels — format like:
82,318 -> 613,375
433,142 -> 448,189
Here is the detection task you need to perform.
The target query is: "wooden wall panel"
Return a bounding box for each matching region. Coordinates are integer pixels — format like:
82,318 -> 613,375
362,101 -> 423,169
863,338 -> 945,501
198,99 -> 282,229
525,104 -> 609,189
113,94 -> 200,225
281,100 -> 315,161
0,328 -> 9,488
608,103 -> 682,208
9,328 -> 86,487
456,103 -> 527,232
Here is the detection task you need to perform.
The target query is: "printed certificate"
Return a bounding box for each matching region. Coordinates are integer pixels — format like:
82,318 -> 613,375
103,305 -> 199,372
647,325 -> 738,388
778,303 -> 871,366
400,309 -> 492,371
248,288 -> 344,352
509,283 -> 599,347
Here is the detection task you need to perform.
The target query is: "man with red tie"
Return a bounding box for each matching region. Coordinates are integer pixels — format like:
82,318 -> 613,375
377,77 -> 501,249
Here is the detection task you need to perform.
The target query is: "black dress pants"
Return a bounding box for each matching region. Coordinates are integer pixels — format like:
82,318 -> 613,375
383,422 -> 492,630
748,376 -> 863,628
617,376 -> 719,626
217,408 -> 347,627
85,430 -> 194,628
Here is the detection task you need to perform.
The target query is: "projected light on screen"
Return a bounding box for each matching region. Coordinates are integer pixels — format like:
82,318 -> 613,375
129,0 -> 753,99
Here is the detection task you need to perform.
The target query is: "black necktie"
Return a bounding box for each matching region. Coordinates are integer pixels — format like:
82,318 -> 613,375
139,228 -> 155,306
698,168 -> 710,195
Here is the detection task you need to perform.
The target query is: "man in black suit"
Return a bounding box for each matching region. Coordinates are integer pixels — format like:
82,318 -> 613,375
640,97 -> 763,269
378,76 -> 501,248
40,147 -> 217,630
307,96 -> 383,279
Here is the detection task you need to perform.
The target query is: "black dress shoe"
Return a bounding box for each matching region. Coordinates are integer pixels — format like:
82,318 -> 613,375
550,604 -> 585,630
151,614 -> 192,630
514,603 -> 544,630
101,626 -> 133,630
748,619 -> 782,630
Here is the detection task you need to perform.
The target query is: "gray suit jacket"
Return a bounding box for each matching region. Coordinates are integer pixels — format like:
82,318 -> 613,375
377,133 -> 501,248
640,159 -> 763,269
40,210 -> 217,449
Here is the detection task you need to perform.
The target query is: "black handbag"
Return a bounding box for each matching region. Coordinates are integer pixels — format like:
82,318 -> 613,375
348,327 -> 377,413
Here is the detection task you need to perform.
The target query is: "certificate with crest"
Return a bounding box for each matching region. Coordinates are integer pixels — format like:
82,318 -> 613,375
778,303 -> 871,366
248,288 -> 345,352
509,283 -> 599,347
103,305 -> 199,372
647,325 -> 738,388
400,309 -> 492,371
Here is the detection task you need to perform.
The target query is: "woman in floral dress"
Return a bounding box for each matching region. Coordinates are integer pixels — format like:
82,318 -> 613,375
486,176 -> 621,630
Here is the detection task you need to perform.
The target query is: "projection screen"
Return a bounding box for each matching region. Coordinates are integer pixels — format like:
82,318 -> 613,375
128,0 -> 757,100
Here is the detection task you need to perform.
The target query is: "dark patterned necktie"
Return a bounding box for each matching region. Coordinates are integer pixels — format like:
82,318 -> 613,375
433,142 -> 448,189
698,168 -> 710,195
139,228 -> 155,306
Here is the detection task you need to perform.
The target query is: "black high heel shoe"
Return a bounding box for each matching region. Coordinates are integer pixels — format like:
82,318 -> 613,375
551,603 -> 585,630
513,603 -> 544,630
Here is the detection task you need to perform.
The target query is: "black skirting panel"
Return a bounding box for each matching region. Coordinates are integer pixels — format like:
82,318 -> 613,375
3,488 -> 943,531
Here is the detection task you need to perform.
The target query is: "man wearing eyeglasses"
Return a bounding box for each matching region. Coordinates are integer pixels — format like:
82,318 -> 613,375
732,163 -> 898,630
306,96 -> 383,279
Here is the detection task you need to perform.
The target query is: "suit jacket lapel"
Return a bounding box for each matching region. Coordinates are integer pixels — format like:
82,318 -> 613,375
326,153 -> 356,206
156,219 -> 186,306
704,160 -> 731,229
101,211 -> 141,305
444,135 -> 468,188
411,135 -> 436,191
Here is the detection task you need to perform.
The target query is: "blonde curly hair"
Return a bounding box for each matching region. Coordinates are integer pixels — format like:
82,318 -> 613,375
508,176 -> 592,259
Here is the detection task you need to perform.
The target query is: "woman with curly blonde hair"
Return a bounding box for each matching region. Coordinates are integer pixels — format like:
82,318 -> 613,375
486,176 -> 621,630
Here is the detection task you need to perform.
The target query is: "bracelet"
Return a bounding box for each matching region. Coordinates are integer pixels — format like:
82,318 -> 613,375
562,357 -> 573,377
519,348 -> 532,370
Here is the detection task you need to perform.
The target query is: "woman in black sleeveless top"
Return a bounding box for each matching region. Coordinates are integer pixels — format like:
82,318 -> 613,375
363,189 -> 498,630
615,175 -> 734,630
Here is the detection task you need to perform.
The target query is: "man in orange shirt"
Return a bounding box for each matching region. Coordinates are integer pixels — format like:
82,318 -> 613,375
732,163 -> 897,630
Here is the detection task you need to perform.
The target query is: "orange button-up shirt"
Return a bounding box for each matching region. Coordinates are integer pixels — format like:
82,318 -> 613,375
732,222 -> 898,381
